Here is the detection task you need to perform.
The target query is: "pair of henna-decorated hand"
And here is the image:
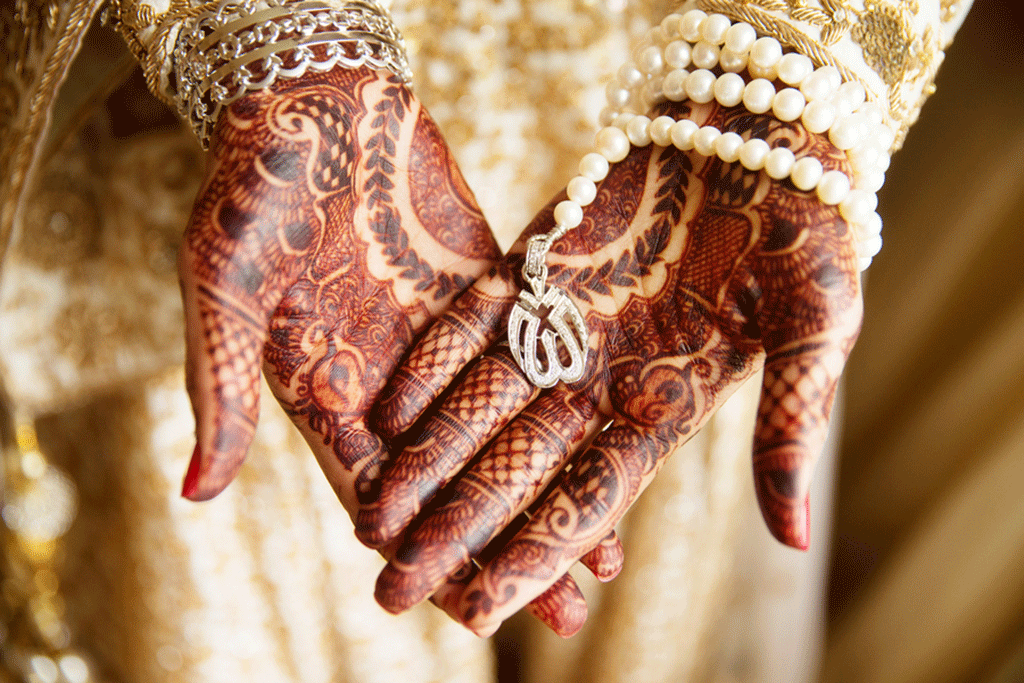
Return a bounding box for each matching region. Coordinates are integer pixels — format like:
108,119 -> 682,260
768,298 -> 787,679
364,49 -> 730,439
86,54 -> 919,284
178,66 -> 861,637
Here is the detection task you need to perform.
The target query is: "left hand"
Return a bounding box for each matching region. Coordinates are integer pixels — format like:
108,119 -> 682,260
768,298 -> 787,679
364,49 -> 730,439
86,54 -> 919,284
357,99 -> 863,635
177,65 -> 610,635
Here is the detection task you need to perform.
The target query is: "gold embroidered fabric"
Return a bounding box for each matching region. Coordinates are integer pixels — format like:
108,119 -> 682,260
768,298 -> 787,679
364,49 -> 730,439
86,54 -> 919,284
682,0 -> 973,149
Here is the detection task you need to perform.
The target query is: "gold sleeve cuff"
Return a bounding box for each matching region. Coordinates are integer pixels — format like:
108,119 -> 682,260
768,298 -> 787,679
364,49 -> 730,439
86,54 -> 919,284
677,0 -> 974,150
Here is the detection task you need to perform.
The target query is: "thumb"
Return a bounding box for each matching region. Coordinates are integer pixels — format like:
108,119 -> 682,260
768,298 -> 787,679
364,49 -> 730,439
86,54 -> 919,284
753,333 -> 856,550
179,243 -> 280,501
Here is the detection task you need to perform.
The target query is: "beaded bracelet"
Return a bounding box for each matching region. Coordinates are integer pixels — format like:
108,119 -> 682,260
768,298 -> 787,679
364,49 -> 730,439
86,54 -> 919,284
508,8 -> 892,389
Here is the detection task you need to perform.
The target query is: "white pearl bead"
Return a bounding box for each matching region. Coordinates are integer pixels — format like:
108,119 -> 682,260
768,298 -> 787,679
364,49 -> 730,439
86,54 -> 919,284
554,200 -> 584,228
662,69 -> 689,101
859,234 -> 882,258
724,22 -> 757,54
837,81 -> 866,112
858,256 -> 873,271
647,26 -> 668,45
817,170 -> 851,205
821,66 -> 842,90
859,169 -> 886,193
848,142 -> 882,174
777,53 -> 813,86
858,225 -> 881,249
876,152 -> 891,172
595,126 -> 631,163
801,99 -> 836,134
693,126 -> 721,157
598,107 -> 617,127
715,131 -> 744,163
691,41 -> 720,70
714,72 -> 746,107
739,138 -> 770,170
875,124 -> 896,151
750,37 -> 782,67
670,119 -> 699,150
613,112 -> 635,129
858,101 -> 885,126
649,116 -> 675,146
680,9 -> 706,42
606,82 -> 631,108
626,115 -> 653,146
637,45 -> 664,75
664,40 -> 692,69
832,93 -> 854,119
661,13 -> 683,35
700,13 -> 732,45
686,69 -> 717,104
617,63 -> 644,89
829,112 -> 869,150
747,60 -> 777,81
743,79 -> 776,114
800,68 -> 837,101
567,176 -> 598,206
632,38 -> 652,61
791,156 -> 824,191
860,211 -> 883,238
765,147 -> 796,179
772,88 -> 806,122
641,81 -> 665,108
719,49 -> 748,73
579,152 -> 610,182
839,189 -> 877,224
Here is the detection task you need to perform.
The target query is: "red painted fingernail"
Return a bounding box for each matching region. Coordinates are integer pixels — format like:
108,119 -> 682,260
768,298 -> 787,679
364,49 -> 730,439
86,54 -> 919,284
181,444 -> 202,499
790,493 -> 811,551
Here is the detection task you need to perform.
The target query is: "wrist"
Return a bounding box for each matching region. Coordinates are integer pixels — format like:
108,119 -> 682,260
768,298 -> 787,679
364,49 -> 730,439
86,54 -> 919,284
133,0 -> 412,148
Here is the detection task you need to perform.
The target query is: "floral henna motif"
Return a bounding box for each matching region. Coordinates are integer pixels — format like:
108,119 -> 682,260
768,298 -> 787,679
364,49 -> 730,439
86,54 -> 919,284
408,108 -> 496,261
365,99 -> 863,634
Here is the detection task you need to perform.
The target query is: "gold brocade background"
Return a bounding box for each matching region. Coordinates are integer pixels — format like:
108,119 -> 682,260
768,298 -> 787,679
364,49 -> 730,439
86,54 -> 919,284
0,0 -> 1022,682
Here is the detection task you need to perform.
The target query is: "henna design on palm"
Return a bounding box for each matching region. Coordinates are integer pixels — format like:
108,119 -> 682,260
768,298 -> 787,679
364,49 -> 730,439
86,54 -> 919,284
360,99 -> 863,636
178,65 -> 610,636
180,67 -> 502,505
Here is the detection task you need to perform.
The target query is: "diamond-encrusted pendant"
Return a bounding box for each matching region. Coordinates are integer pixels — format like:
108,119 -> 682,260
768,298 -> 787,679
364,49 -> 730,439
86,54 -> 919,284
507,227 -> 589,388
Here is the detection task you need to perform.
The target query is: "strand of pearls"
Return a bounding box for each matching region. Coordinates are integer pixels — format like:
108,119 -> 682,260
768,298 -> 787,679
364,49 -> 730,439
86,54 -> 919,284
561,9 -> 892,270
509,8 -> 894,388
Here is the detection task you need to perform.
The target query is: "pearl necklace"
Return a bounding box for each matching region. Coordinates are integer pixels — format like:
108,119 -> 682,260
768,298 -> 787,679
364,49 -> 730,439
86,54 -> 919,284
508,9 -> 892,389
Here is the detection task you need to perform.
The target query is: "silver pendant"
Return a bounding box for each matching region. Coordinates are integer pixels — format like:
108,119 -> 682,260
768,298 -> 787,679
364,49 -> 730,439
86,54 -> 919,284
507,227 -> 589,388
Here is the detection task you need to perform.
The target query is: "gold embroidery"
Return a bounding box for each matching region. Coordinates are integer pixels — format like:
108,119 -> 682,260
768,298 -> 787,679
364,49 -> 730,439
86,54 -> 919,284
851,0 -> 914,89
695,0 -> 961,150
940,0 -> 963,21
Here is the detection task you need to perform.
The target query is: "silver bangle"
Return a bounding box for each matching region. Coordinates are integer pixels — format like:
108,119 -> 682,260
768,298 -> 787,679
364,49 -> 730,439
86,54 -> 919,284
172,0 -> 412,148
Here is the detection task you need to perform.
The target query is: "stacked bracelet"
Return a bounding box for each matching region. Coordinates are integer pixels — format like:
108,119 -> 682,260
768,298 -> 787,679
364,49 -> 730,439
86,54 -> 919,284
171,0 -> 412,148
509,9 -> 894,388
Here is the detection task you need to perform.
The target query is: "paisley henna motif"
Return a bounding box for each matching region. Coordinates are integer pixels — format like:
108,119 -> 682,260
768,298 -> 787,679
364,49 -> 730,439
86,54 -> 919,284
363,99 -> 863,635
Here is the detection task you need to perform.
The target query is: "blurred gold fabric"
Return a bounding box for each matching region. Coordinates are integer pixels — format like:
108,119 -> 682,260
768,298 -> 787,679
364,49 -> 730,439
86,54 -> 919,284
826,3 -> 1024,682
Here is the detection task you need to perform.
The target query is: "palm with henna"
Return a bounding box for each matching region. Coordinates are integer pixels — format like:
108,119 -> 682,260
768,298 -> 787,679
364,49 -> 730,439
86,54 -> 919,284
176,65 -> 601,632
359,98 -> 864,636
